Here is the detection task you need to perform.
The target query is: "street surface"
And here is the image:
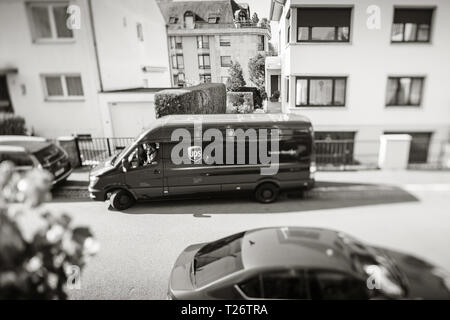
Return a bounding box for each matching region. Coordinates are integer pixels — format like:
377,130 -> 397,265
18,171 -> 450,300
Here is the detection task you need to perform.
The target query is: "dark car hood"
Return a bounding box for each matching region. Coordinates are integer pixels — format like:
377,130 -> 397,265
378,247 -> 450,300
169,244 -> 204,292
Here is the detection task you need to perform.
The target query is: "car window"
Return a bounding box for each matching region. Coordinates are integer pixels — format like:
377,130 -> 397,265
0,152 -> 34,167
239,275 -> 263,298
194,232 -> 244,287
307,270 -> 368,300
261,269 -> 308,299
127,143 -> 159,169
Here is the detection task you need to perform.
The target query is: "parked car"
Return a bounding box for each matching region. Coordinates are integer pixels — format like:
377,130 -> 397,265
88,114 -> 316,210
0,135 -> 72,185
168,227 -> 450,300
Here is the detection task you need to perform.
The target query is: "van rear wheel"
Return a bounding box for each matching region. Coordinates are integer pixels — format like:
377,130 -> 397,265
110,189 -> 135,211
255,183 -> 279,204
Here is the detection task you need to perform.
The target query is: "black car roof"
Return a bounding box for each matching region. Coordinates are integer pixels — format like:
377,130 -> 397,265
241,227 -> 355,273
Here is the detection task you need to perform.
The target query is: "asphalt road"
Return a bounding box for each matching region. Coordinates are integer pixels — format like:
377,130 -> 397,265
17,173 -> 450,300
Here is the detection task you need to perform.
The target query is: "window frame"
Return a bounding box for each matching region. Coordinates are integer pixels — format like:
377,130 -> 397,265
257,35 -> 265,51
175,36 -> 183,49
198,54 -> 211,70
27,2 -> 74,43
296,8 -> 352,43
220,56 -> 232,68
219,35 -> 231,47
391,8 -> 434,43
197,35 -> 210,49
199,73 -> 212,83
295,76 -> 347,107
385,76 -> 425,107
41,74 -> 84,101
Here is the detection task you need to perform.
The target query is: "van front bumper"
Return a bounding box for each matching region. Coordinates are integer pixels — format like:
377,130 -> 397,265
88,187 -> 105,201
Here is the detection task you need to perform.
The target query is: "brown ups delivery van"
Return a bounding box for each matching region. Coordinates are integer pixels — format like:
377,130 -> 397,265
88,114 -> 315,210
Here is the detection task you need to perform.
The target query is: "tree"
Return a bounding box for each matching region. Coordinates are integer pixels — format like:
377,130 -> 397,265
226,61 -> 246,91
251,12 -> 259,25
260,18 -> 271,33
248,53 -> 267,100
268,42 -> 277,56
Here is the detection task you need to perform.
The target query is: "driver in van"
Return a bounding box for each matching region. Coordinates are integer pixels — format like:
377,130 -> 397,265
137,143 -> 157,167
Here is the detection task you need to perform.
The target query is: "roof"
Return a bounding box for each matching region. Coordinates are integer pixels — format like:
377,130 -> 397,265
241,227 -> 355,273
158,0 -> 242,27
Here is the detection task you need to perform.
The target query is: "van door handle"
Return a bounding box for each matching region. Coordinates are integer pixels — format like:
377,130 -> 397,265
154,169 -> 161,174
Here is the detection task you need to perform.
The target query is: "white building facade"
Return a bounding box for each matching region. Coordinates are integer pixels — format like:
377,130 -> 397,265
0,0 -> 171,138
158,0 -> 270,87
268,0 -> 450,165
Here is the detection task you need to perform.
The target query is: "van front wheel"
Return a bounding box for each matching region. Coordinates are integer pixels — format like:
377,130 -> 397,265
255,183 -> 279,204
110,189 -> 135,211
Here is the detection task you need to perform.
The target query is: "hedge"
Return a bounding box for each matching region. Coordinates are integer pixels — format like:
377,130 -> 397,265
0,113 -> 27,135
226,92 -> 254,114
155,83 -> 226,118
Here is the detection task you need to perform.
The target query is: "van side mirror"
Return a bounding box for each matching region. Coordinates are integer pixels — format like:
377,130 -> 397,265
121,159 -> 129,173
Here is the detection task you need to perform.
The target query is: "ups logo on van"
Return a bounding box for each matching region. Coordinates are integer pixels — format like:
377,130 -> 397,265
188,146 -> 202,162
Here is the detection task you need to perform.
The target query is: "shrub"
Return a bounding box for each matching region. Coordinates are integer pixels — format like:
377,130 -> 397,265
227,92 -> 254,114
248,53 -> 268,100
0,113 -> 27,135
155,83 -> 226,118
232,86 -> 263,109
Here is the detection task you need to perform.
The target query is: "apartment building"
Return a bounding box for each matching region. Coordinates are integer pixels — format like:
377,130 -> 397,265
158,0 -> 271,87
268,0 -> 450,165
0,0 -> 172,138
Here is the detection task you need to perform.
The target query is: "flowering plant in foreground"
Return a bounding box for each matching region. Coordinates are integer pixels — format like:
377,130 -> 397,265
0,162 -> 99,299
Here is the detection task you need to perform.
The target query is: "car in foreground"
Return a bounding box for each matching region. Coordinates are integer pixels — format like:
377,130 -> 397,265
0,135 -> 72,185
168,227 -> 450,300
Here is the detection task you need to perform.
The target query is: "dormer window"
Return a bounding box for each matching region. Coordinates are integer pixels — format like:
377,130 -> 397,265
169,16 -> 178,24
208,16 -> 219,24
238,10 -> 247,21
184,11 -> 195,28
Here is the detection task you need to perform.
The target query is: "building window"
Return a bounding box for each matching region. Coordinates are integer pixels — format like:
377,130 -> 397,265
295,77 -> 346,107
172,54 -> 184,69
286,10 -> 291,45
220,56 -> 232,67
0,76 -> 13,112
208,15 -> 219,24
219,35 -> 231,47
391,8 -> 433,43
286,77 -> 290,103
257,35 -> 265,51
170,36 -> 182,49
42,74 -> 84,99
200,74 -> 212,83
28,2 -> 73,41
315,132 -> 356,165
197,36 -> 209,49
184,11 -> 195,28
174,73 -> 185,87
386,77 -> 424,106
169,16 -> 178,24
198,54 -> 211,69
297,8 -> 351,42
136,23 -> 144,41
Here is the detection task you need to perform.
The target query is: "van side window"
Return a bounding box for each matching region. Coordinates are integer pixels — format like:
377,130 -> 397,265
127,143 -> 158,169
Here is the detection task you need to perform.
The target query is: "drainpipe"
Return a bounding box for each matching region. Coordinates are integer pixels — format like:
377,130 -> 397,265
87,0 -> 103,92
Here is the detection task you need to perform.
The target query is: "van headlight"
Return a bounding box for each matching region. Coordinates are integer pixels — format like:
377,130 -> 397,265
89,176 -> 99,187
310,161 -> 317,179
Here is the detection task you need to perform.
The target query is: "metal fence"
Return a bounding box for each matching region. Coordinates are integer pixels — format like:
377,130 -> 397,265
76,137 -> 134,166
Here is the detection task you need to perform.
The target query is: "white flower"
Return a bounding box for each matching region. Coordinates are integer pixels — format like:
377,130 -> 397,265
46,225 -> 65,243
26,256 -> 43,272
83,237 -> 100,256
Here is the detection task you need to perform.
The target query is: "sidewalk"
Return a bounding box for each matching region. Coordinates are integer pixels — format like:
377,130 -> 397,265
53,168 -> 450,200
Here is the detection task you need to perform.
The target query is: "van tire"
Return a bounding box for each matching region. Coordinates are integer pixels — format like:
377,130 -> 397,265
110,189 -> 135,211
255,183 -> 279,204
